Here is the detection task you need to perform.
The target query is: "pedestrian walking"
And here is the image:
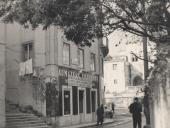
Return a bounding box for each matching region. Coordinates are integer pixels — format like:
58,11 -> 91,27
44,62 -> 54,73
96,104 -> 104,126
111,103 -> 115,114
129,97 -> 142,128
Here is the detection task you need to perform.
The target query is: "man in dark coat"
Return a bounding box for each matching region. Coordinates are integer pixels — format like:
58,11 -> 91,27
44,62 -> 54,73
129,97 -> 142,128
97,104 -> 104,126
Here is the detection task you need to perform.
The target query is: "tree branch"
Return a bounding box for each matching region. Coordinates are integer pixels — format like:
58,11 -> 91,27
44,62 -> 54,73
131,51 -> 155,64
99,1 -> 170,29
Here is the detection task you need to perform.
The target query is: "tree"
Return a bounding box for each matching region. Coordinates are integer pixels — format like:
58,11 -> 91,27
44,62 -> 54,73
0,0 -> 170,44
0,0 -> 170,128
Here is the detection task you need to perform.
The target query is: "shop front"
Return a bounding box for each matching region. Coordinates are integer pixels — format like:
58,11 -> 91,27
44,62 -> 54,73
46,67 -> 99,126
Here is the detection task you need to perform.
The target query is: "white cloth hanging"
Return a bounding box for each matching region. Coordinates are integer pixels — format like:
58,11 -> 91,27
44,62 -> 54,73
25,59 -> 33,74
19,62 -> 26,76
32,68 -> 38,77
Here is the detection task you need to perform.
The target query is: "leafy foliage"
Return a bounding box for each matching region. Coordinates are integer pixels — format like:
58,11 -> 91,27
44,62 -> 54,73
0,0 -> 170,46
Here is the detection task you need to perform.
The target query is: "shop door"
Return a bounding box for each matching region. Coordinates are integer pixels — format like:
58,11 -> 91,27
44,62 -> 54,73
79,90 -> 85,123
91,91 -> 97,121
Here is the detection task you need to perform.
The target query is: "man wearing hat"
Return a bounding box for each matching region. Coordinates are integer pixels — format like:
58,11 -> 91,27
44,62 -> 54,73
129,97 -> 142,128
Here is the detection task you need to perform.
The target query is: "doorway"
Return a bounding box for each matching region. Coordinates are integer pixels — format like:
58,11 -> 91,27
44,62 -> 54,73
79,89 -> 85,123
91,90 -> 97,121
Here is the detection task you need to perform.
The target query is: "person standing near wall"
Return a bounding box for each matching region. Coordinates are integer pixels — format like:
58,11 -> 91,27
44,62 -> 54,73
97,104 -> 104,126
129,97 -> 142,128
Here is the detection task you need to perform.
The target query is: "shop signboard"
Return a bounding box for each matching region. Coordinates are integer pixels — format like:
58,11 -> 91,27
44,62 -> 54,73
59,67 -> 98,88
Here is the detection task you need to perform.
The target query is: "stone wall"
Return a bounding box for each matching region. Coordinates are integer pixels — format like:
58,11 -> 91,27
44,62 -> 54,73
149,44 -> 170,128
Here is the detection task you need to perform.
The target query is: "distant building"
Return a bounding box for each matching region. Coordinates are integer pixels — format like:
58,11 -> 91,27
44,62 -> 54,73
104,31 -> 148,108
0,22 -> 108,127
104,56 -> 129,94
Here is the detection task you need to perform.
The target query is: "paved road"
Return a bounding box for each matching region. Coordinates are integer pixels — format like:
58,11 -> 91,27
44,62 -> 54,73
88,115 -> 145,128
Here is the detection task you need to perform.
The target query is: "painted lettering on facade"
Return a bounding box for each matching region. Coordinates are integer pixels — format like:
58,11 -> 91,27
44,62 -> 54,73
59,67 -> 98,88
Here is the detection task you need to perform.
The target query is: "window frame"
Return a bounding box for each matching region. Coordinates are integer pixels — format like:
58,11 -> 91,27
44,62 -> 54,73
131,55 -> 138,62
63,42 -> 70,65
113,64 -> 117,70
78,48 -> 84,69
90,53 -> 96,71
22,42 -> 33,61
114,79 -> 118,84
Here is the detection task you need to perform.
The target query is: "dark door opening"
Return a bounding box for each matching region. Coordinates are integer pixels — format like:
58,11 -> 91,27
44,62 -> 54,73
91,91 -> 96,112
79,90 -> 84,113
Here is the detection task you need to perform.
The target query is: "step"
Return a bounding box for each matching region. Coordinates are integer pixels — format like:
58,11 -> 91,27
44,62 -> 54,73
6,125 -> 48,128
6,113 -> 35,117
6,114 -> 48,128
6,103 -> 48,128
6,119 -> 45,124
6,115 -> 40,120
6,122 -> 48,127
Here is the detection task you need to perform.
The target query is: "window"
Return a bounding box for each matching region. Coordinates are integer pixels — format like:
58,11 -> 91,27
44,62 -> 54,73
63,43 -> 70,65
23,43 -> 33,61
114,79 -> 117,84
78,49 -> 84,68
131,55 -> 138,62
63,90 -> 71,115
90,53 -> 96,71
113,64 -> 117,70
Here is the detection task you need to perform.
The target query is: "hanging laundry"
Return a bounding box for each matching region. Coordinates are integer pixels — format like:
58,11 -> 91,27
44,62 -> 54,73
19,62 -> 26,76
32,68 -> 38,77
25,59 -> 33,74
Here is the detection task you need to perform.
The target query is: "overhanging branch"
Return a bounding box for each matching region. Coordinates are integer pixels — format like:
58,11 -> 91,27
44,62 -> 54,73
131,52 -> 155,64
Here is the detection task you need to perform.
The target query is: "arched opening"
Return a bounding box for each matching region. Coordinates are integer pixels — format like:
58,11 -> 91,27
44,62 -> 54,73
133,76 -> 143,86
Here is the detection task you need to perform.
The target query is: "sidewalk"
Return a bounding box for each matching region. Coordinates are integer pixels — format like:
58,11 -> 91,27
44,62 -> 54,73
61,117 -> 131,128
48,109 -> 131,128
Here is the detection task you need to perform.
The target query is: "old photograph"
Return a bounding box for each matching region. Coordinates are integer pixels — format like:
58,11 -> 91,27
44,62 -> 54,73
0,0 -> 170,128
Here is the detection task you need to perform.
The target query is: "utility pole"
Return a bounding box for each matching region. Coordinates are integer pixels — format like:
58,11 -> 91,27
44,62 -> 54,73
143,37 -> 148,82
141,1 -> 151,127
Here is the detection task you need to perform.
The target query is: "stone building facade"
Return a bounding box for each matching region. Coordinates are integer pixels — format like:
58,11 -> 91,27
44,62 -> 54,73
0,42 -> 6,128
0,22 -> 6,127
104,31 -> 147,108
104,56 -> 144,108
0,22 -> 108,127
